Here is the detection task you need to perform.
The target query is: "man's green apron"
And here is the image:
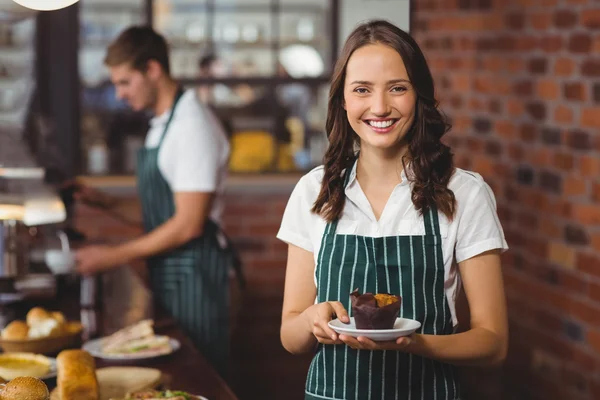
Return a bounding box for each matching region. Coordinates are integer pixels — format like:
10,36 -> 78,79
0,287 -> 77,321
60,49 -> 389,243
305,169 -> 460,400
136,89 -> 231,377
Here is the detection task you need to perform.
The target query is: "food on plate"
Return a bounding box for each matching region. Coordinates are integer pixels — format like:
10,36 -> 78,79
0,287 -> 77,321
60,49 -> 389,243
56,349 -> 99,400
0,376 -> 50,400
101,320 -> 172,356
1,308 -> 74,341
95,366 -> 162,400
118,389 -> 203,399
0,353 -> 51,380
350,289 -> 401,330
1,321 -> 29,340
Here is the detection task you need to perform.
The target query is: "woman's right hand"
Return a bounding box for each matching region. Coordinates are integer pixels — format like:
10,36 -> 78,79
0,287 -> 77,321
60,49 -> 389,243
307,301 -> 350,345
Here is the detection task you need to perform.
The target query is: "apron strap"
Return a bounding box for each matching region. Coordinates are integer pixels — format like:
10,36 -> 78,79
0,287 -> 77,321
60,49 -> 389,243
423,205 -> 442,237
327,164 -> 354,235
157,87 -> 185,148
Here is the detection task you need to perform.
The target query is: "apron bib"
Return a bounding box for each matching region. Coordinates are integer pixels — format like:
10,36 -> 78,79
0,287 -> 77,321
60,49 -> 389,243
136,89 -> 231,377
305,171 -> 460,400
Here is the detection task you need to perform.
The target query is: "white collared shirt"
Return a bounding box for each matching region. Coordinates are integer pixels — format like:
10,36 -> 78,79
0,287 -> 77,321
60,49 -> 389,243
277,162 -> 508,326
145,89 -> 230,224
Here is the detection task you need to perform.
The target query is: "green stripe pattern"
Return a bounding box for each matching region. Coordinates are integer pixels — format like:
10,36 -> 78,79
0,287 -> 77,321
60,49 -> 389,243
136,89 -> 230,377
305,174 -> 459,399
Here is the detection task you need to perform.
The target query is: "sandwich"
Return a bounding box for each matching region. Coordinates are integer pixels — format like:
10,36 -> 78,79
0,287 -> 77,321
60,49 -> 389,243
101,320 -> 171,356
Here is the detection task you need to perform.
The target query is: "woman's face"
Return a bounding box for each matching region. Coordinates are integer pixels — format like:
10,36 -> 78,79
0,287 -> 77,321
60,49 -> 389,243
343,43 -> 417,155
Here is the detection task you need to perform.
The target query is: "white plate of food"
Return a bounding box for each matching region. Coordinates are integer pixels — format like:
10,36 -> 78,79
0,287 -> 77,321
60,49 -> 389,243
82,320 -> 180,360
117,390 -> 208,399
328,317 -> 421,341
0,352 -> 57,380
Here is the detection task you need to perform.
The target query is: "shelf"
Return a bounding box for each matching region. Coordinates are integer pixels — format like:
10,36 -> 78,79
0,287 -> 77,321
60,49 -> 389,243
80,37 -> 327,50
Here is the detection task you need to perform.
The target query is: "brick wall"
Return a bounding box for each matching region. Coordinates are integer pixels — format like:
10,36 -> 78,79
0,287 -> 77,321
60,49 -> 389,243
412,1 -> 600,399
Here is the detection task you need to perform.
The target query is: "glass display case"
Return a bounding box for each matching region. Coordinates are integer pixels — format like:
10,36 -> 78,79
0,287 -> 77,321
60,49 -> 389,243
0,14 -> 36,133
78,0 -> 337,175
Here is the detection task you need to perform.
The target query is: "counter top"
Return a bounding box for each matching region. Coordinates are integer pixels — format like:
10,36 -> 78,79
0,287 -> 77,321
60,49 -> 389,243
78,173 -> 301,194
9,266 -> 238,400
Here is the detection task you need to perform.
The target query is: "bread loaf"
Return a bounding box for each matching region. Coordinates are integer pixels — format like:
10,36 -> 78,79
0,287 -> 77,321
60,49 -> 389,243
56,350 -> 99,400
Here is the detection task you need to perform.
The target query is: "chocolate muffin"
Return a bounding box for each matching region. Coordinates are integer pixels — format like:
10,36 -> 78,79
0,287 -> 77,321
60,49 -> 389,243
350,289 -> 401,330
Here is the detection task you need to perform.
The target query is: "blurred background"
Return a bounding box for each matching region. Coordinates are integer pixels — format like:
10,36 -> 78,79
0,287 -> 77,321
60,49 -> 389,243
0,0 -> 599,399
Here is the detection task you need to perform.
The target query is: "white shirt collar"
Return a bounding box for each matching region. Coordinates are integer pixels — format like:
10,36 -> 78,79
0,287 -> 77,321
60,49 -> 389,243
345,157 -> 410,188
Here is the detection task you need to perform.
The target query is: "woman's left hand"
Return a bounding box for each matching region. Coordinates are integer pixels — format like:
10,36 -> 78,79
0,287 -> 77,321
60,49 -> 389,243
339,333 -> 416,351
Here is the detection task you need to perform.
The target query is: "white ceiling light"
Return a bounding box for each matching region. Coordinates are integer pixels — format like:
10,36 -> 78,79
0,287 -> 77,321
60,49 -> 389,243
11,0 -> 79,11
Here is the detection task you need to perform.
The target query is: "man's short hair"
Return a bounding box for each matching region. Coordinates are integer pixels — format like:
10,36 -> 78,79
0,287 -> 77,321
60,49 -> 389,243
104,26 -> 170,75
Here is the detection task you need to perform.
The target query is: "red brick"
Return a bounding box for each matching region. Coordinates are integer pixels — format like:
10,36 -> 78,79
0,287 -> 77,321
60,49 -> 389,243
544,198 -> 571,219
537,80 -> 560,100
452,74 -> 471,91
582,59 -> 600,77
570,298 -> 600,328
572,204 -> 600,225
554,58 -> 576,76
568,33 -> 593,53
483,56 -> 504,72
577,253 -> 600,279
582,9 -> 600,29
508,144 -> 524,162
539,218 -> 562,239
507,99 -> 524,116
518,36 -> 539,52
554,105 -> 574,123
553,152 -> 574,171
530,12 -> 552,30
495,120 -> 516,139
580,155 -> 600,177
540,35 -> 564,52
563,82 -> 587,101
471,157 -> 495,177
581,107 -> 600,128
590,281 -> 600,303
593,233 -> 600,253
592,182 -> 600,202
564,178 -> 587,196
554,9 -> 579,29
594,35 -> 600,53
507,57 -> 526,73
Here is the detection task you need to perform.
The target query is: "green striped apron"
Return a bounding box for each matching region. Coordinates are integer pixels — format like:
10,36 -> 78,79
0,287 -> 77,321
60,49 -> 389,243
305,172 -> 460,400
136,89 -> 231,377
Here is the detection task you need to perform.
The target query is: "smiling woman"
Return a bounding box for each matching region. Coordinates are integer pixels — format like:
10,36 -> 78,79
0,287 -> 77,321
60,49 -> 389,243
278,19 -> 508,400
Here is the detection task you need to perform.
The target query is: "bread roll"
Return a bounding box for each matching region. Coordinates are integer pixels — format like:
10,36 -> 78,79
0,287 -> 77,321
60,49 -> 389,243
26,307 -> 51,327
56,350 -> 99,400
51,312 -> 66,324
1,320 -> 29,340
0,376 -> 49,400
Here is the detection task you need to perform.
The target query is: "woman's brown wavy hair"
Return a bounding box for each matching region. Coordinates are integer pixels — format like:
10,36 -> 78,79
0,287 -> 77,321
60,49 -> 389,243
312,20 -> 456,222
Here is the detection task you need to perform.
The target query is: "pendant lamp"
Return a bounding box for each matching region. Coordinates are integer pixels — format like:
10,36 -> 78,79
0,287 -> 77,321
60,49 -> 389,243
12,0 -> 79,11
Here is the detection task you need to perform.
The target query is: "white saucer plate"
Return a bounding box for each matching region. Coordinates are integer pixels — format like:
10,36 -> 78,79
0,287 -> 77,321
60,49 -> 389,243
328,317 -> 421,341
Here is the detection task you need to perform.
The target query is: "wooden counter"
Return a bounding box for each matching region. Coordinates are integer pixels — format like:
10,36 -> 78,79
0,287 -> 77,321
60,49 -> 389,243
9,266 -> 238,400
77,173 -> 300,195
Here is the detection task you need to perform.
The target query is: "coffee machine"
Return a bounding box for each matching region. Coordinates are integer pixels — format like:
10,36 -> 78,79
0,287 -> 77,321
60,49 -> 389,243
0,168 -> 66,283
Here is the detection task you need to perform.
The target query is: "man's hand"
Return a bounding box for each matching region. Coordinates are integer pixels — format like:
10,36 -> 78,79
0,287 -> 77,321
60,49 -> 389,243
76,245 -> 124,275
63,180 -> 117,209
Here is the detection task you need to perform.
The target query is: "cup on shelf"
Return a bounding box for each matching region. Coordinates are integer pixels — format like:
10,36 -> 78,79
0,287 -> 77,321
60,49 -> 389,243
44,230 -> 75,274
